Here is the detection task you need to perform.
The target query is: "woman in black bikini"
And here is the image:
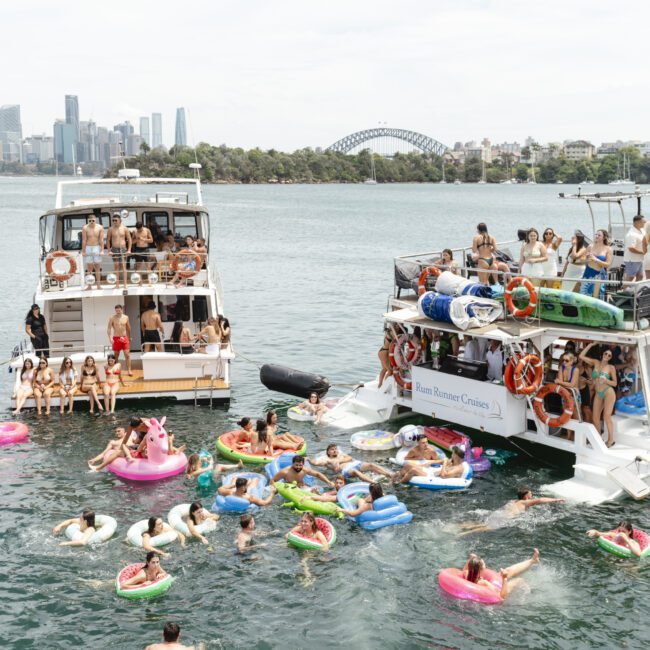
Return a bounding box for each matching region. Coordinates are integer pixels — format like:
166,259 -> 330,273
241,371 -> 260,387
378,326 -> 394,388
472,223 -> 497,285
80,355 -> 104,414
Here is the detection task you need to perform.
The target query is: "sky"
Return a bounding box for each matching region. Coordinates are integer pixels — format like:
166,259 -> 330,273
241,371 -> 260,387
5,0 -> 650,152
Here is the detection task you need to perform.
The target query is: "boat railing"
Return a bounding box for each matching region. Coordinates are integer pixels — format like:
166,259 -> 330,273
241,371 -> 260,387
10,343 -> 111,364
38,250 -> 211,292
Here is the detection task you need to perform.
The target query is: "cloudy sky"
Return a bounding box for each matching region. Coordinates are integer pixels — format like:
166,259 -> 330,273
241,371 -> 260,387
6,1 -> 649,151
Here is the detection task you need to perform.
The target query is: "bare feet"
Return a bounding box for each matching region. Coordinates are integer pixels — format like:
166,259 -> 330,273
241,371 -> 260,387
531,548 -> 540,564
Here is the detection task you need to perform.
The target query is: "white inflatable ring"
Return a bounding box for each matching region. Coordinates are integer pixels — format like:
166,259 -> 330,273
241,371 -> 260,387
350,430 -> 401,451
389,446 -> 446,466
65,514 -> 117,545
126,518 -> 178,547
287,406 -> 315,422
168,503 -> 217,537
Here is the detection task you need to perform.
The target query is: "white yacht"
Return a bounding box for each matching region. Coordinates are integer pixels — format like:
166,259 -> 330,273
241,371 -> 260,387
10,167 -> 231,407
325,188 -> 650,504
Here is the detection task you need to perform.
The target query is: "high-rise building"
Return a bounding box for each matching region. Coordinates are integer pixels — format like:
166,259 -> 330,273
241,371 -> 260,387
151,113 -> 162,148
53,119 -> 76,163
139,117 -> 150,146
127,133 -> 143,156
0,104 -> 23,163
65,95 -> 80,142
23,134 -> 54,163
113,121 -> 134,152
175,107 -> 187,147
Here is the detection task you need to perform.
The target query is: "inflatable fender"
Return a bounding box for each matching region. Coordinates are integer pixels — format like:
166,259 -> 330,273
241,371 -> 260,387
260,364 -> 330,399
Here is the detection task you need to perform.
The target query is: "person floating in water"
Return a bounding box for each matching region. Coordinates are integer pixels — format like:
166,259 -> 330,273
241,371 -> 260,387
271,455 -> 333,489
145,621 -> 203,650
52,510 -> 96,547
587,520 -> 642,557
218,476 -> 277,507
458,485 -> 564,536
310,444 -> 393,482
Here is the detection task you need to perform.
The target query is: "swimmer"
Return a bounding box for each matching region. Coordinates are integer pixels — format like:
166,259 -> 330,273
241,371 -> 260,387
393,441 -> 463,484
145,621 -> 203,650
121,551 -> 167,589
458,485 -> 564,536
266,410 -> 304,449
300,475 -> 346,504
311,443 -> 393,482
296,392 -> 329,424
464,548 -> 540,600
271,455 -> 333,489
232,417 -> 254,449
186,502 -> 220,545
142,516 -> 186,556
236,514 -> 257,553
87,427 -> 135,470
185,453 -> 241,480
287,512 -> 329,552
166,429 -> 186,456
53,510 -> 96,547
217,476 -> 277,506
337,482 -> 384,517
587,520 -> 642,557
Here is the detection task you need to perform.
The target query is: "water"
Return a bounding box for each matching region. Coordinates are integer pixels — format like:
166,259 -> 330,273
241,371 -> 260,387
0,178 -> 648,649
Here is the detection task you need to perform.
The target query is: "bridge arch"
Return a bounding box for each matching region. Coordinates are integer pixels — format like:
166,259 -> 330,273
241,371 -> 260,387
327,128 -> 448,156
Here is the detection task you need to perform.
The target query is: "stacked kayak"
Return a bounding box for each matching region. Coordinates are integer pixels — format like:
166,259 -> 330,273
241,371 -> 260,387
216,431 -> 306,464
337,483 -> 412,531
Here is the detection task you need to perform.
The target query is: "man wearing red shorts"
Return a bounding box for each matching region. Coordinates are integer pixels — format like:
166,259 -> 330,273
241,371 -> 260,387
107,304 -> 132,376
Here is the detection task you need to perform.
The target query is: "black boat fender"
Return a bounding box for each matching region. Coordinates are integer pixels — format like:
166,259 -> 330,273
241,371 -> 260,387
259,364 -> 330,399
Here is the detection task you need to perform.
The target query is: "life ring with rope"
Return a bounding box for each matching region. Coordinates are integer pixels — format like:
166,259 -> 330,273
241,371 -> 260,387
388,335 -> 420,369
170,248 -> 202,279
533,383 -> 575,427
418,266 -> 441,296
505,276 -> 537,318
504,354 -> 536,394
45,251 -> 78,282
512,354 -> 543,395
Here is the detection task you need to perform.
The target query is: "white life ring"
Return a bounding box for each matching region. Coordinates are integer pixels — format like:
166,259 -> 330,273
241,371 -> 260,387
65,514 -> 117,545
167,503 -> 217,538
126,519 -> 178,547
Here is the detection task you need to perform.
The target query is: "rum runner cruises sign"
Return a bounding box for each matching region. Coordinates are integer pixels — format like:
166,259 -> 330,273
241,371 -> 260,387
411,366 -> 526,436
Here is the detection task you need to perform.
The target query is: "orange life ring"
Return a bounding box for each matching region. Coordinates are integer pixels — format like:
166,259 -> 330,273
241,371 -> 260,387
170,248 -> 202,279
45,251 -> 78,282
392,368 -> 412,391
533,383 -> 574,426
504,354 -> 535,394
513,354 -> 543,395
389,335 -> 419,369
504,276 -> 537,318
418,266 -> 441,296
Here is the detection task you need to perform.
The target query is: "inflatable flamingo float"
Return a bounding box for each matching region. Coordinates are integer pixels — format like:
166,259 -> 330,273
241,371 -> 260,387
106,416 -> 187,481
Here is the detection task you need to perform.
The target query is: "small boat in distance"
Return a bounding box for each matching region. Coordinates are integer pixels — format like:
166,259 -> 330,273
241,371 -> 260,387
439,160 -> 447,184
477,160 -> 486,184
364,154 -> 377,185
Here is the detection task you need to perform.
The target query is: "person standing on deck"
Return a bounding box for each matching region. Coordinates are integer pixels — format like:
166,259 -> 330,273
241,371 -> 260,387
132,221 -> 154,271
141,301 -> 165,352
81,213 -> 104,290
106,213 -> 132,290
107,305 -> 133,376
624,215 -> 647,282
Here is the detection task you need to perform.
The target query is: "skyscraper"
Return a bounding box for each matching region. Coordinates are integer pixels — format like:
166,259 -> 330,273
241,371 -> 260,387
53,119 -> 76,163
175,108 -> 187,147
65,95 -> 80,141
139,117 -> 150,146
0,104 -> 23,162
151,113 -> 162,148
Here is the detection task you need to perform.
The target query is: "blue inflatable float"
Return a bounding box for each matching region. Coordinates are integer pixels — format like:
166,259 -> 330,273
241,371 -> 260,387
337,483 -> 413,531
211,471 -> 270,514
616,391 -> 646,417
265,452 -> 316,486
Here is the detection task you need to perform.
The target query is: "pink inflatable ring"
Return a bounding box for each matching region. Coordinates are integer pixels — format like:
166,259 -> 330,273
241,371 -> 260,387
0,421 -> 29,445
438,567 -> 503,605
107,416 -> 187,481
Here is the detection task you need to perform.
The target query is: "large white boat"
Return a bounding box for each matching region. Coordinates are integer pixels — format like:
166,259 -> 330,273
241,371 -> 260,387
326,188 -> 650,504
10,167 -> 231,407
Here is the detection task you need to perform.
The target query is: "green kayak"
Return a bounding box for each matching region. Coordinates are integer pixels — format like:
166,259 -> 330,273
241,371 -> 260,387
275,481 -> 343,518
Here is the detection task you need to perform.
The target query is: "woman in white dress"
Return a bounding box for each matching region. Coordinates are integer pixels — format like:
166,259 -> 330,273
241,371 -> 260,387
541,228 -> 562,287
519,228 -> 548,286
561,233 -> 588,292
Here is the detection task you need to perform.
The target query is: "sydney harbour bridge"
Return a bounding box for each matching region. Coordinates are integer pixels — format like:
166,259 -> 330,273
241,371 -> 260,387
327,127 -> 448,157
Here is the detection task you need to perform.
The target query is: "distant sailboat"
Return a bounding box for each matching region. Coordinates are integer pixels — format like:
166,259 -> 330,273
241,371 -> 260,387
478,160 -> 486,184
364,155 -> 377,185
609,152 -> 634,185
439,160 -> 447,184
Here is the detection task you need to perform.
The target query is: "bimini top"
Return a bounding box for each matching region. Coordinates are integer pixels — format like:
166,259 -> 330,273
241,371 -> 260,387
54,170 -> 203,210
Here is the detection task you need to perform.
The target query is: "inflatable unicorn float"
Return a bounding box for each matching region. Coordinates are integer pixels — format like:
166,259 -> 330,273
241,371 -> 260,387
106,416 -> 187,481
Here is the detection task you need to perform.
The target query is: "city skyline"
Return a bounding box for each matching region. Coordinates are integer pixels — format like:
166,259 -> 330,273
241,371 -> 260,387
4,1 -> 650,152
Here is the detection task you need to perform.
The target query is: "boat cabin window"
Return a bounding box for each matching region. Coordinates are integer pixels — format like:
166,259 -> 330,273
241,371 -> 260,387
158,295 -> 191,322
117,210 -> 137,228
39,214 -> 56,255
173,212 -> 198,241
143,211 -> 169,242
192,296 -> 208,323
61,213 -> 110,250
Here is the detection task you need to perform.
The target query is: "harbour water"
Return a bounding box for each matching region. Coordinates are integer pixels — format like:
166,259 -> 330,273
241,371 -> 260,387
0,177 -> 648,649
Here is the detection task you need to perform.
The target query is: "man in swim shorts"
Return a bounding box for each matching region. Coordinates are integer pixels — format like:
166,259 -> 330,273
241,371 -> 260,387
271,455 -> 333,489
141,301 -> 165,352
301,475 -> 346,503
391,434 -> 445,483
218,477 -> 276,506
106,213 -> 132,290
458,484 -> 564,536
145,621 -> 202,650
132,221 -> 154,271
107,304 -> 132,375
311,444 -> 393,482
81,212 -> 105,290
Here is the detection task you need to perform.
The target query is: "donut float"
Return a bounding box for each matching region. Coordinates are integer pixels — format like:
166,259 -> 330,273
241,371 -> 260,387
0,422 -> 28,445
216,431 -> 305,464
64,514 -> 117,545
167,503 -> 217,538
115,563 -> 174,600
287,517 -> 337,551
350,430 -> 401,451
438,567 -> 503,604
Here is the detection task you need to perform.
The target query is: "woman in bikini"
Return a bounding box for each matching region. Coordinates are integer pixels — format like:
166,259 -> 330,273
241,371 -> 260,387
58,357 -> 78,415
13,358 -> 35,415
541,227 -> 563,287
561,232 -> 589,292
79,355 -> 104,414
250,420 -> 272,456
297,392 -> 329,424
378,326 -> 394,389
580,342 -> 617,447
433,248 -> 460,275
286,512 -> 329,552
472,223 -> 497,285
120,552 -> 168,589
580,229 -> 612,299
103,354 -> 124,413
33,357 -> 55,415
197,317 -> 222,355
232,417 -> 255,450
266,409 -> 303,450
555,352 -> 580,440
